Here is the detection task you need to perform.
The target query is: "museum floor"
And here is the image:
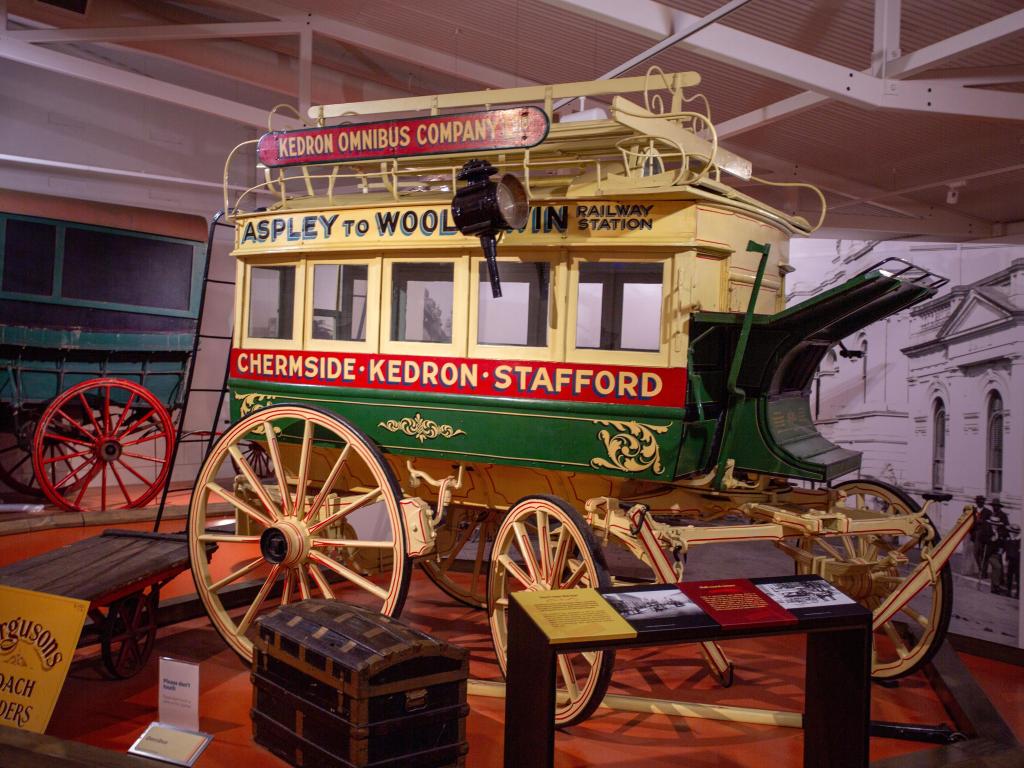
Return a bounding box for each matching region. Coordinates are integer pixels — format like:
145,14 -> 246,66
2,489 -> 1022,767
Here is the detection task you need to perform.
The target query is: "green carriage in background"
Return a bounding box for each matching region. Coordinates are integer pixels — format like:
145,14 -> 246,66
0,191 -> 208,512
189,71 -> 976,726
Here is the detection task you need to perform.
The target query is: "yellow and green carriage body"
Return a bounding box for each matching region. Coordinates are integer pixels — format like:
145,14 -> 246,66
0,191 -> 207,512
190,72 -> 975,727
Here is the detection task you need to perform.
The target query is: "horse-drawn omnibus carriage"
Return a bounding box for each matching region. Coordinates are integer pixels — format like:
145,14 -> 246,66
189,71 -> 974,725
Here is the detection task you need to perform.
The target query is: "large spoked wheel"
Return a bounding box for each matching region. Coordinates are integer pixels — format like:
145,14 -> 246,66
188,403 -> 411,662
0,420 -> 46,496
488,495 -> 614,727
101,588 -> 158,678
421,505 -> 500,609
796,479 -> 952,680
32,379 -> 175,513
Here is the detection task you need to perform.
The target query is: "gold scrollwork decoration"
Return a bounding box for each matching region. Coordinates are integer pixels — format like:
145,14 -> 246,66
590,419 -> 669,475
378,412 -> 466,443
233,392 -> 282,434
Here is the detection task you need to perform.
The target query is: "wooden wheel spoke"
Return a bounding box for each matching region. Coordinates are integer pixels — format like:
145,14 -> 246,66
236,565 -> 282,636
111,392 -> 137,434
116,408 -> 156,440
881,621 -> 910,659
205,480 -> 274,528
227,445 -> 281,520
900,604 -> 930,629
42,448 -> 91,464
308,550 -> 389,600
296,567 -> 312,601
312,538 -> 394,549
262,425 -> 292,516
120,433 -> 167,448
43,432 -> 92,448
549,526 -> 572,581
308,487 -> 382,535
498,554 -> 534,589
561,559 -> 589,589
307,563 -> 334,599
280,570 -> 294,605
120,449 -> 167,463
536,511 -> 552,577
70,462 -> 103,504
512,522 -> 541,583
78,392 -> 104,435
198,533 -> 261,544
209,557 -> 265,593
115,458 -> 151,485
55,408 -> 96,441
109,462 -> 135,506
304,445 -> 351,523
556,655 -> 581,702
293,421 -> 315,517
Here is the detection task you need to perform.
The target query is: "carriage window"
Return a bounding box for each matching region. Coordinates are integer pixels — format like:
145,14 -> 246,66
62,227 -> 193,310
3,218 -> 56,296
478,262 -> 549,346
391,263 -> 453,343
312,264 -> 367,341
248,266 -> 295,339
576,262 -> 662,351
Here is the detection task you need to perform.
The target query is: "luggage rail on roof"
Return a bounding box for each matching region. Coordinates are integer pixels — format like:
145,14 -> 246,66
858,257 -> 950,290
222,70 -> 826,234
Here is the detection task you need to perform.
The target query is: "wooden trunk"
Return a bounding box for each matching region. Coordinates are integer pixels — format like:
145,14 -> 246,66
252,600 -> 468,768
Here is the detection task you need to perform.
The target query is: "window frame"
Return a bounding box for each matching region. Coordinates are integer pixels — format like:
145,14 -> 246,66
468,251 -> 563,362
931,398 -> 946,490
380,253 -> 468,357
986,390 -> 1004,496
303,257 -> 380,353
565,251 -> 671,367
240,258 -> 304,351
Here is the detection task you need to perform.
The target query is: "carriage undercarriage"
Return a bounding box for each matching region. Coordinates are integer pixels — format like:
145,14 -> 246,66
187,404 -> 974,727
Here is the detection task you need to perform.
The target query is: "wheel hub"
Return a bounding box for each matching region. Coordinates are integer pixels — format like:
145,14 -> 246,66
258,519 -> 310,567
98,439 -> 122,462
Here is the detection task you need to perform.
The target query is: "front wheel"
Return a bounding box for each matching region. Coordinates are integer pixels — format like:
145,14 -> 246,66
487,495 -> 614,727
188,403 -> 411,662
795,479 -> 952,680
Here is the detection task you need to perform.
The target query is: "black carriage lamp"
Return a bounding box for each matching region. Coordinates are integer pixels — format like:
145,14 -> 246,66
450,159 -> 529,298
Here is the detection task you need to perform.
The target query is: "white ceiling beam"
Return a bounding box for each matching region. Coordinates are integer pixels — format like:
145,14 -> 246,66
718,8 -> 1024,136
543,1 -> 1024,125
212,0 -> 530,91
872,0 -> 901,76
298,24 -> 312,116
0,37 -> 302,130
817,213 -> 992,239
5,20 -> 303,43
923,65 -> 1024,86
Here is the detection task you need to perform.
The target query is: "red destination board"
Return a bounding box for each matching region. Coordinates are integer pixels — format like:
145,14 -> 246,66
231,349 -> 685,409
258,107 -> 550,168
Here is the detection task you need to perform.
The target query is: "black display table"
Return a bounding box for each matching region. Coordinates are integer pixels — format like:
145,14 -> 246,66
503,580 -> 873,768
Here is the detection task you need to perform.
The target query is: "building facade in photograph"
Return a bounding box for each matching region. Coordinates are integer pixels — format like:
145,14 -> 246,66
788,239 -> 1023,648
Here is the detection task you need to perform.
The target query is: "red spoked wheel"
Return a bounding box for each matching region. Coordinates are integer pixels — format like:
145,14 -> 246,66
31,378 -> 175,513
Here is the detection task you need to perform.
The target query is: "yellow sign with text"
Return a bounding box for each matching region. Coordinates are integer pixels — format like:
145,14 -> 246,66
514,589 -> 637,645
0,585 -> 88,733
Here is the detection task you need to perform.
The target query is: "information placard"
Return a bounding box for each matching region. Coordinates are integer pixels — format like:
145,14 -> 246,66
159,657 -> 200,732
0,584 -> 88,733
513,589 -> 637,644
129,722 -> 212,766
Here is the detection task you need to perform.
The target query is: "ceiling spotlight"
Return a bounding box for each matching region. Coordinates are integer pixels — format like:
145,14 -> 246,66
451,159 -> 529,298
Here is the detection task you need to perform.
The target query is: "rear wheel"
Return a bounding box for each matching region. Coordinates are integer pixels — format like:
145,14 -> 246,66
488,495 -> 614,726
421,505 -> 499,609
32,379 -> 175,513
188,404 -> 410,662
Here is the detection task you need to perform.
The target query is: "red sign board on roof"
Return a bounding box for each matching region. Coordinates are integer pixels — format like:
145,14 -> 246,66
257,107 -> 550,168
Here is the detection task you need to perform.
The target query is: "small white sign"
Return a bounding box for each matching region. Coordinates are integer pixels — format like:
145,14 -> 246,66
159,657 -> 200,732
129,722 -> 211,766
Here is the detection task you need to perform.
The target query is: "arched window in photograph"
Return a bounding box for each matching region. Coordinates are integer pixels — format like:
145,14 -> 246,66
986,391 -> 1004,496
932,399 -> 946,489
